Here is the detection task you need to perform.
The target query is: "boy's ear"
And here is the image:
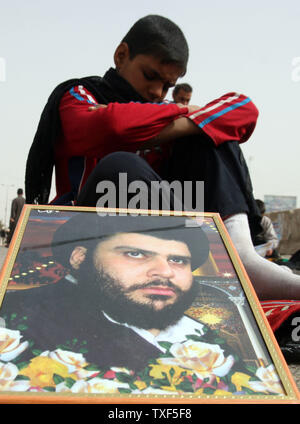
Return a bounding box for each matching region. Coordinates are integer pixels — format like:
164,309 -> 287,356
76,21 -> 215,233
69,246 -> 87,270
114,42 -> 130,70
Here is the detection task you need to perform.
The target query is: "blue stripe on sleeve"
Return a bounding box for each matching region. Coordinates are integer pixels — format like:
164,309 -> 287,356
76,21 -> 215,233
198,97 -> 251,129
69,87 -> 94,104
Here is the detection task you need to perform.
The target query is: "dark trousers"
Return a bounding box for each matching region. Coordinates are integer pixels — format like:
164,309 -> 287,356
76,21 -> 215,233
77,137 -> 262,236
77,151 -> 171,209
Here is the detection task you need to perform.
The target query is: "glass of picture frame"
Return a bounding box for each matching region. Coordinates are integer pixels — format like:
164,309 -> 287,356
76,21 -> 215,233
0,205 -> 299,404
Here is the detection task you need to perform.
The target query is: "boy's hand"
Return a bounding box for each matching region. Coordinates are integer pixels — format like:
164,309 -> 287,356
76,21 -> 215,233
88,104 -> 108,111
177,103 -> 202,113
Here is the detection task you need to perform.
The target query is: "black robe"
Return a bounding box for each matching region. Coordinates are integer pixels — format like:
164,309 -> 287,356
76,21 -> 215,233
1,279 -> 162,372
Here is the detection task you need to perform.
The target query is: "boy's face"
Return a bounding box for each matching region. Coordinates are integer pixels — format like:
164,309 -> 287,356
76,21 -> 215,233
114,43 -> 184,102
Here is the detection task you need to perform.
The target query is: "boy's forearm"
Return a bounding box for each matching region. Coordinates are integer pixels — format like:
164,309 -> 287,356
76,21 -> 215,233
141,117 -> 203,148
141,92 -> 259,149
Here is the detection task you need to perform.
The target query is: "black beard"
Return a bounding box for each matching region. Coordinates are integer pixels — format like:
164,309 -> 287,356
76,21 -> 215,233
85,269 -> 199,331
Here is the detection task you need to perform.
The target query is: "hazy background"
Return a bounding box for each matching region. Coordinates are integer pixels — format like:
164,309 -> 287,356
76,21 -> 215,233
1,0 -> 300,226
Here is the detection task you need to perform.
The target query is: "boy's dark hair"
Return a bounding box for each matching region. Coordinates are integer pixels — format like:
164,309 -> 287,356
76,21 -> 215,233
122,15 -> 189,76
17,188 -> 23,195
173,83 -> 193,95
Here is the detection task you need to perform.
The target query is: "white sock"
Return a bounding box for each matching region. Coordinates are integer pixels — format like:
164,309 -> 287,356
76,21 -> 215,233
223,213 -> 300,300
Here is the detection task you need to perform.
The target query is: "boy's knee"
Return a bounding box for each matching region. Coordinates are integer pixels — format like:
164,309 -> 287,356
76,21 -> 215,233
99,151 -> 145,171
98,151 -> 153,177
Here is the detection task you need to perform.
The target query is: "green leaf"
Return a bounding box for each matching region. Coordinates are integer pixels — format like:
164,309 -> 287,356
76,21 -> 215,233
246,365 -> 258,375
84,364 -> 100,371
185,334 -> 202,341
228,382 -> 237,393
65,377 -> 76,388
151,377 -> 169,387
157,341 -> 173,351
53,374 -> 65,385
175,380 -> 194,393
17,324 -> 28,331
79,348 -> 88,354
129,382 -> 138,390
15,375 -> 30,381
16,361 -> 30,370
158,352 -> 173,359
118,388 -> 132,394
32,349 -> 43,357
147,358 -> 158,364
213,337 -> 226,344
56,344 -> 70,350
115,372 -> 133,383
203,387 -> 215,395
169,367 -> 175,378
136,371 -> 151,385
43,386 -> 55,392
192,373 -> 198,383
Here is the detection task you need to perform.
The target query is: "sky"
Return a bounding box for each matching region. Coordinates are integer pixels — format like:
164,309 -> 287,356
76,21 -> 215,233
0,0 -> 300,226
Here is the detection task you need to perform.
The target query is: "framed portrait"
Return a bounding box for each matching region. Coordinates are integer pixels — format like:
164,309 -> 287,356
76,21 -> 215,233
0,205 -> 299,404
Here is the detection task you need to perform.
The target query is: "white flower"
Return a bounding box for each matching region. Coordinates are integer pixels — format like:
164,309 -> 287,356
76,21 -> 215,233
55,382 -> 72,393
249,364 -> 285,395
0,361 -> 30,392
0,328 -> 29,361
165,340 -> 234,378
69,377 -> 130,394
28,387 -> 48,392
40,349 -> 96,379
48,349 -> 87,373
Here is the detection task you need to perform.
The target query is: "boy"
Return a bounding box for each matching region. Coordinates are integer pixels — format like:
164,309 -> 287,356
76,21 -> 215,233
25,15 -> 300,300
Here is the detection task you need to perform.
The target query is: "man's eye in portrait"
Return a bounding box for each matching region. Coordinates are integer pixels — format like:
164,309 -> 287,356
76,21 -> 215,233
169,257 -> 191,266
124,250 -> 146,259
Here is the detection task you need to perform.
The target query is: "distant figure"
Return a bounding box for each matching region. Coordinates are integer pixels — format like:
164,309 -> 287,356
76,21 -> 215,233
172,83 -> 193,105
253,199 -> 279,258
0,228 -> 6,246
6,188 -> 25,246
